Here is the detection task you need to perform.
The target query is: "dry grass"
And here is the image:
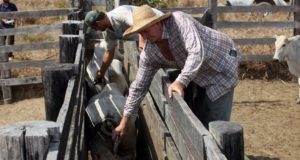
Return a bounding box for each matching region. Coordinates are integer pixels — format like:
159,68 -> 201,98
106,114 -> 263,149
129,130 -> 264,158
8,0 -> 70,78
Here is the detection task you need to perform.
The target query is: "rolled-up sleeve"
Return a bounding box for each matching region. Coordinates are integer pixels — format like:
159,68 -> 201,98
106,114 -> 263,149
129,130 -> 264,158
123,52 -> 158,118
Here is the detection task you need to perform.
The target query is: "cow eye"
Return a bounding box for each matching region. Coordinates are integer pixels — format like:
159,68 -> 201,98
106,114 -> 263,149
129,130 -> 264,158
281,44 -> 286,47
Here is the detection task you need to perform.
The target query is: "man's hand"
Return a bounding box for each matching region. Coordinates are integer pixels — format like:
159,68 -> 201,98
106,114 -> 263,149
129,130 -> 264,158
168,80 -> 185,98
112,116 -> 129,140
94,70 -> 105,84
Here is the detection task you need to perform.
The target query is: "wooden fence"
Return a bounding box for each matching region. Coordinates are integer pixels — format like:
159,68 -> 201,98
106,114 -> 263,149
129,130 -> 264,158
0,8 -> 79,104
0,9 -> 87,158
161,0 -> 300,61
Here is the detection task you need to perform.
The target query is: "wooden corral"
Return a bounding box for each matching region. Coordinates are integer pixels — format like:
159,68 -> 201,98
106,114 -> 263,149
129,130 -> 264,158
0,8 -> 78,104
161,0 -> 299,61
1,0 -> 298,159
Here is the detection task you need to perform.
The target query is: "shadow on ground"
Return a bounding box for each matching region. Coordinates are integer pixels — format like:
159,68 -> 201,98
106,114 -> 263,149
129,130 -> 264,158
247,155 -> 280,160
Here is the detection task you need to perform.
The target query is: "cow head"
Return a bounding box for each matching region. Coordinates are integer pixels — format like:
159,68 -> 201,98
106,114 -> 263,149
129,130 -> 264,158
273,35 -> 288,61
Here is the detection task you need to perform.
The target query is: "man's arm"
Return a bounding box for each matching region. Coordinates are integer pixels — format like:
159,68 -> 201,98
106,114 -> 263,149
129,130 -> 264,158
96,48 -> 115,79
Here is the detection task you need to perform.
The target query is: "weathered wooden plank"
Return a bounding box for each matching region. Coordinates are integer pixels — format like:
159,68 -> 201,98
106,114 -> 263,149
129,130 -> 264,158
218,5 -> 296,13
0,24 -> 62,36
46,142 -> 59,160
217,21 -> 297,29
15,120 -> 61,142
123,41 -> 139,82
56,76 -> 78,160
0,125 -> 25,160
160,5 -> 297,14
0,59 -> 56,70
0,121 -> 60,160
204,135 -> 227,160
59,35 -> 80,63
233,38 -> 275,45
0,8 -> 76,19
149,69 -> 168,119
0,42 -> 59,53
140,93 -> 170,159
209,121 -> 244,160
165,136 -> 182,160
19,121 -> 60,160
241,55 -> 273,61
208,0 -> 218,29
64,66 -> 84,160
164,103 -> 202,160
42,64 -> 76,121
0,50 -> 12,104
163,78 -> 215,160
160,7 -> 207,14
56,78 -> 76,127
294,0 -> 300,35
62,20 -> 83,35
0,76 -> 42,86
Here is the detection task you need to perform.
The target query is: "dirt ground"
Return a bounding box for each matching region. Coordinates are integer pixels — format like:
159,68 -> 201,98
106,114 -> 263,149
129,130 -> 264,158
0,79 -> 299,160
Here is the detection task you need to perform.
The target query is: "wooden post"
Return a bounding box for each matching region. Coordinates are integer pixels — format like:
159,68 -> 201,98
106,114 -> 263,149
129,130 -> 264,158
59,35 -> 79,63
0,120 -> 60,160
208,0 -> 218,29
0,50 -> 12,104
209,121 -> 244,160
68,9 -> 83,21
42,63 -> 76,121
62,20 -> 82,35
294,0 -> 300,35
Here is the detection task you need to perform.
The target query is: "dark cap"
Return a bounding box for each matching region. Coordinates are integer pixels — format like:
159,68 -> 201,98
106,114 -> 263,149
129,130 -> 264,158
85,10 -> 101,27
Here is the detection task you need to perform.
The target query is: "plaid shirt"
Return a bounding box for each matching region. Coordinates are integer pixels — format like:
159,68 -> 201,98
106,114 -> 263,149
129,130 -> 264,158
124,11 -> 241,118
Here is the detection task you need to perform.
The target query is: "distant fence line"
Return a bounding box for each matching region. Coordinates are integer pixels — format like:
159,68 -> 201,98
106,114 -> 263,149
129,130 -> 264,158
0,8 -> 80,104
161,0 -> 299,61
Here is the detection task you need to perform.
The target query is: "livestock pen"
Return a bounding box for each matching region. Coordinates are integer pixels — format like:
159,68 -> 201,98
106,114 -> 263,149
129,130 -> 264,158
0,0 -> 298,159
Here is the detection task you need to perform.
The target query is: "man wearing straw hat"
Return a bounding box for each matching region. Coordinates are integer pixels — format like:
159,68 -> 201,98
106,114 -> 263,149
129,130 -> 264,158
113,5 -> 241,139
84,5 -> 164,83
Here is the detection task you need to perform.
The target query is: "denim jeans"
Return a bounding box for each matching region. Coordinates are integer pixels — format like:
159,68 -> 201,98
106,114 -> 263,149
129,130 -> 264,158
0,35 -> 14,56
184,82 -> 234,129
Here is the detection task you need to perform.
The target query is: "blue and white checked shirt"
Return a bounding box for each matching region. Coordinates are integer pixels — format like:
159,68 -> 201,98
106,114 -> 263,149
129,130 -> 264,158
124,11 -> 241,118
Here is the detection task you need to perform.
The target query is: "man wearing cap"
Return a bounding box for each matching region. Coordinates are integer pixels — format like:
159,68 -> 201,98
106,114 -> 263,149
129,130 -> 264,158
84,5 -> 164,82
113,5 -> 241,139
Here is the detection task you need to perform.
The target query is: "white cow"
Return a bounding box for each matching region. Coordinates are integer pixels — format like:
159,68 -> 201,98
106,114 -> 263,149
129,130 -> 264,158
273,35 -> 300,104
86,40 -> 128,95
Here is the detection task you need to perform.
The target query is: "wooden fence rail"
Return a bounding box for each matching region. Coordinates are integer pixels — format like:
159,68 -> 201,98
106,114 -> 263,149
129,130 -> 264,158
0,8 -> 80,104
161,0 -> 299,61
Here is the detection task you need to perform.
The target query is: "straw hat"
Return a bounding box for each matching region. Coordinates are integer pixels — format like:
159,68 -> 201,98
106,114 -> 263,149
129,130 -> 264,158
123,5 -> 171,37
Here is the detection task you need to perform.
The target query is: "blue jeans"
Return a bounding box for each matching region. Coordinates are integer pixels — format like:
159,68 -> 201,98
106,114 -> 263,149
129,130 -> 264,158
184,82 -> 234,129
0,35 -> 14,56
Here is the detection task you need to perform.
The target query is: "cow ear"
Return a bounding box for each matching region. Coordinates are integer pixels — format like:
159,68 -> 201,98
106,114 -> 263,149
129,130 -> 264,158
284,37 -> 289,43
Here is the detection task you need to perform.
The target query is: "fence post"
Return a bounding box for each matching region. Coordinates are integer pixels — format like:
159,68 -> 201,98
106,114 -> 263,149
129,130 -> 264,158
294,0 -> 300,35
42,64 -> 76,121
209,121 -> 244,160
62,20 -> 82,35
208,0 -> 218,29
0,51 -> 12,104
59,35 -> 80,63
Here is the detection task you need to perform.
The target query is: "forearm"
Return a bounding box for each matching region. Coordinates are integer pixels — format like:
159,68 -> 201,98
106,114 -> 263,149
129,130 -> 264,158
99,49 -> 115,76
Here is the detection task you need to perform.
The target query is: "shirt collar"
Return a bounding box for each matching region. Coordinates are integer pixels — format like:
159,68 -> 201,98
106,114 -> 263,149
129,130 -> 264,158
106,13 -> 117,32
161,21 -> 169,40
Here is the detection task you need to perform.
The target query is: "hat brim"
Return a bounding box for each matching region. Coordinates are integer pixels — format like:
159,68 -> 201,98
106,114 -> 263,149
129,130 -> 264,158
123,12 -> 172,38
